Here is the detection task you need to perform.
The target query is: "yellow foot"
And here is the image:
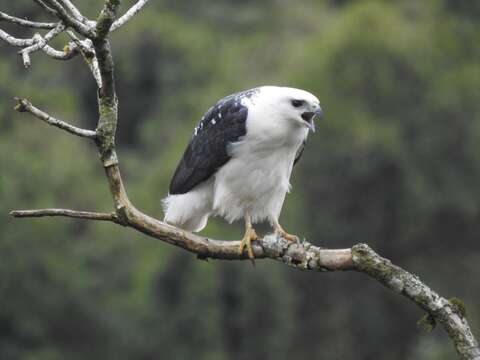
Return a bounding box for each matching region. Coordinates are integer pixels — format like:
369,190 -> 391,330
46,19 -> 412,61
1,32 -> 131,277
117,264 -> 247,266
239,227 -> 258,265
275,224 -> 299,242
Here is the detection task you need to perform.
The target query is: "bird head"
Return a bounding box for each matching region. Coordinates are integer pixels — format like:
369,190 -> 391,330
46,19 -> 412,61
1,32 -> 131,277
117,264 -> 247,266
256,86 -> 323,133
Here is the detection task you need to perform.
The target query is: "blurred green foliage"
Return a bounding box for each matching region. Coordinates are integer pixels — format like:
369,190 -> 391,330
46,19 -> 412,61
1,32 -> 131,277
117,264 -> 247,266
1,0 -> 480,359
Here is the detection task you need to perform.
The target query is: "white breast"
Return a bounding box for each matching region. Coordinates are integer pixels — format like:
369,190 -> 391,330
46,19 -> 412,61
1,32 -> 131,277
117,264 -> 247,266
212,96 -> 308,224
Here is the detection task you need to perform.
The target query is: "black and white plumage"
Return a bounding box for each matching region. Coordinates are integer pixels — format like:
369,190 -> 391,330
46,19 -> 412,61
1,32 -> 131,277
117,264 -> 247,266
163,86 -> 322,259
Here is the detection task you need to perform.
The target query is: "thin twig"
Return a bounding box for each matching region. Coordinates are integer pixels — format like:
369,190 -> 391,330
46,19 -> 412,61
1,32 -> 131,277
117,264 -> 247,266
10,209 -> 119,223
0,11 -> 57,29
33,0 -> 59,17
110,0 -> 150,32
14,97 -> 96,139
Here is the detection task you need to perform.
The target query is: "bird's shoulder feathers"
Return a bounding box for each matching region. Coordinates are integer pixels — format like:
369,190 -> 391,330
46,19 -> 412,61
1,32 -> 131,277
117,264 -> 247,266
169,90 -> 257,194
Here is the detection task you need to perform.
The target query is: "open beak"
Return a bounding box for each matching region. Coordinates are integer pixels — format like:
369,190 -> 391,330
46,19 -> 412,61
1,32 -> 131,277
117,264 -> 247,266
301,105 -> 323,132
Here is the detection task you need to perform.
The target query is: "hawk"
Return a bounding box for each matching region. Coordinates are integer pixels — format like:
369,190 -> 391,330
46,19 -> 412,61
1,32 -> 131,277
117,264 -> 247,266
163,86 -> 323,261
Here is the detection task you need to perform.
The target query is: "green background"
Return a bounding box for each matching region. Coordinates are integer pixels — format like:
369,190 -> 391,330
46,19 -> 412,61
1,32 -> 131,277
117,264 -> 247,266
1,0 -> 480,359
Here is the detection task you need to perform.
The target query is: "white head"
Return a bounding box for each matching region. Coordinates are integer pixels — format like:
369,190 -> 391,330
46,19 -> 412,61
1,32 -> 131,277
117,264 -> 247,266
248,86 -> 323,133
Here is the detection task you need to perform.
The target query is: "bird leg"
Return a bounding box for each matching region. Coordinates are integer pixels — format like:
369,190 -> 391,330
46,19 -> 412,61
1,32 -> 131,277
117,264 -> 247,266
239,212 -> 258,265
273,221 -> 299,242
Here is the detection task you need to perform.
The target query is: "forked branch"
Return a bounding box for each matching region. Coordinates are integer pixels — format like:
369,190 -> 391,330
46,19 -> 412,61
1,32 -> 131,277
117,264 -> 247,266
0,0 -> 146,67
3,1 -> 480,359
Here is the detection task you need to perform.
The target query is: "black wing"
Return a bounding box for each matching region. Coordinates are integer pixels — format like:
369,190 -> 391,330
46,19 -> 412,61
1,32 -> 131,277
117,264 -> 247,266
169,90 -> 257,194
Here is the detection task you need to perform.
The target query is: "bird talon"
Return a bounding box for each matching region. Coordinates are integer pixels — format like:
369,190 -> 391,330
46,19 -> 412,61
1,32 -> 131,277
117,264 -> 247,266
283,232 -> 299,242
239,227 -> 257,266
275,224 -> 298,242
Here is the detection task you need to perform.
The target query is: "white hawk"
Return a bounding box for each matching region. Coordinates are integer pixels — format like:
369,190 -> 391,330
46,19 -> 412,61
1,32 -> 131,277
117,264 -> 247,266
163,86 -> 323,261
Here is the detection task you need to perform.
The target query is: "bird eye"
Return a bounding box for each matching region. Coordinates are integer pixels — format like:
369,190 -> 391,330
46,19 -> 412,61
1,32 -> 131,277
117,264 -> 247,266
291,99 -> 304,108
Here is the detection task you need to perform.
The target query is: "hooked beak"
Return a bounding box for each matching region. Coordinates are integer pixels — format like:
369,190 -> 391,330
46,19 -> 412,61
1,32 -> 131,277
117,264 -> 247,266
301,105 -> 323,132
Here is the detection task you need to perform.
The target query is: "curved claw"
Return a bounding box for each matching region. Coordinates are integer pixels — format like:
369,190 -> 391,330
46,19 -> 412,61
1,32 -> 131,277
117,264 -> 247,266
239,227 -> 258,266
274,224 -> 299,242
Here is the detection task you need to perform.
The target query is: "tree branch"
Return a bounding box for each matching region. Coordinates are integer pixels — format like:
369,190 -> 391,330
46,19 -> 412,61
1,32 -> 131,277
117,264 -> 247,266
57,0 -> 93,26
110,0 -> 150,32
5,1 -> 480,359
33,0 -> 59,17
18,22 -> 65,67
66,31 -> 102,88
41,42 -> 79,60
42,0 -> 95,37
353,245 -> 480,359
0,11 -> 57,29
14,97 -> 97,139
0,28 -> 36,47
8,204 -> 480,358
95,0 -> 120,40
1,0 -> 145,69
7,206 -> 352,267
0,24 -> 79,65
10,209 -> 119,223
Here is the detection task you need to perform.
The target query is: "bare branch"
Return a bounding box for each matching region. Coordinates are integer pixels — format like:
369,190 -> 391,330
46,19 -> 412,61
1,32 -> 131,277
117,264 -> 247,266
43,0 -> 95,37
84,46 -> 102,88
0,22 -> 80,66
353,245 -> 480,359
20,48 -> 31,66
19,22 -> 65,67
10,209 -> 119,223
33,0 -> 59,17
0,22 -> 78,65
123,206 -> 356,267
66,31 -> 102,88
1,0 -> 146,69
0,28 -> 36,47
7,205 -> 354,269
8,203 -> 480,358
41,42 -> 79,60
57,0 -> 90,24
14,97 -> 97,139
0,25 -> 69,66
110,0 -> 150,32
0,11 -> 57,29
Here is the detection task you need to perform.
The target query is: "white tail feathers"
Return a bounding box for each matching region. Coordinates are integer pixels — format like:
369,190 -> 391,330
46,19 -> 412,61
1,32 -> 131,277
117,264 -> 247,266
162,181 -> 213,232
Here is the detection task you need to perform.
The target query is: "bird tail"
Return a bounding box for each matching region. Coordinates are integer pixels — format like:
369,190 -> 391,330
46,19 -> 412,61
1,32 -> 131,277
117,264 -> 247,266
162,184 -> 213,232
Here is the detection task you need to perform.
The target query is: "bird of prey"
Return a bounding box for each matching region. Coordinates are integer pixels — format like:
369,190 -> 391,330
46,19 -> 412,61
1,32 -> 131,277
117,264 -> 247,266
163,86 -> 323,261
